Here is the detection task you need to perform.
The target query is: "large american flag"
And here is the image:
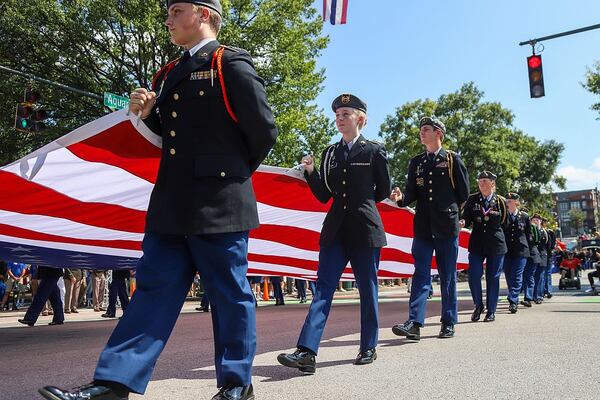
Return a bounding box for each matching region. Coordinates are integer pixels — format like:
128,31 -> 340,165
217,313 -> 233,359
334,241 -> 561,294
0,110 -> 470,279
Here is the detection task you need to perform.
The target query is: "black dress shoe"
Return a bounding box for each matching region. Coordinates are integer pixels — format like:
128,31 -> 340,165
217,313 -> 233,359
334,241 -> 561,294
483,312 -> 495,322
195,307 -> 210,312
101,313 -> 116,318
211,384 -> 254,400
39,383 -> 128,399
277,349 -> 316,374
354,348 -> 377,365
49,321 -> 64,326
471,305 -> 485,322
520,300 -> 532,308
546,293 -> 553,299
392,321 -> 420,341
438,324 -> 455,338
534,299 -> 542,304
18,319 -> 35,327
508,303 -> 518,314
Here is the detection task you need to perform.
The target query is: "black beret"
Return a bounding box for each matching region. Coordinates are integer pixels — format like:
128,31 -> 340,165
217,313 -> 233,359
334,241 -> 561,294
168,0 -> 222,16
531,214 -> 542,220
331,94 -> 367,113
506,192 -> 520,200
419,116 -> 446,134
477,170 -> 497,180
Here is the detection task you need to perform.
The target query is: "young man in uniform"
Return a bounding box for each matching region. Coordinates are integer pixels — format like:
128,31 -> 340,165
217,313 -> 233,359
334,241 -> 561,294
40,1 -> 277,399
460,171 -> 507,322
389,117 -> 469,339
502,193 -> 532,313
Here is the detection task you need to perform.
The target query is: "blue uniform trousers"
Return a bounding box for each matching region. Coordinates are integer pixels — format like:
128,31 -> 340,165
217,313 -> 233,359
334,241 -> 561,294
24,276 -> 64,324
297,238 -> 380,354
94,232 -> 256,394
523,259 -> 539,301
200,289 -> 210,309
295,279 -> 307,301
534,264 -> 545,301
467,253 -> 505,313
503,256 -> 527,304
409,237 -> 458,326
544,264 -> 553,295
271,276 -> 284,303
106,276 -> 130,316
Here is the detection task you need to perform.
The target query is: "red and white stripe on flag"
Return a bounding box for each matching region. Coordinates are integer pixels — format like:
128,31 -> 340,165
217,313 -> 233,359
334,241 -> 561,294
0,109 -> 471,278
323,0 -> 348,25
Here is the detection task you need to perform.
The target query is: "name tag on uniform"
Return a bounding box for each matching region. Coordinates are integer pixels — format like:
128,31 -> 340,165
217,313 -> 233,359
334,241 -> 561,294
190,70 -> 217,80
436,161 -> 448,168
350,162 -> 370,166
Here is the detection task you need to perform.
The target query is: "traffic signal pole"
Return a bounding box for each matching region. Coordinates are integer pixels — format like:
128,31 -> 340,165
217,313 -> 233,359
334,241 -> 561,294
519,23 -> 600,99
519,23 -> 600,50
0,65 -> 102,101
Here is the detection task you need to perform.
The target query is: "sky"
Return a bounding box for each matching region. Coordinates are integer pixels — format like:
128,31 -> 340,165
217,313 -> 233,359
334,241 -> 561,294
311,0 -> 600,192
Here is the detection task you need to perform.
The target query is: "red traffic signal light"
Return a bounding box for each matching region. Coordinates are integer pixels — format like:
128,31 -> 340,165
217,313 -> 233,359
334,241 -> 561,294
527,55 -> 542,69
527,54 -> 545,98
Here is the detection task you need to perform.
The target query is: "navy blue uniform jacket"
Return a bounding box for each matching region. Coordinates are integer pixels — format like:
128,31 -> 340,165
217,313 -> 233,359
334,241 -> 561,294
397,148 -> 470,239
143,41 -> 278,235
305,137 -> 391,247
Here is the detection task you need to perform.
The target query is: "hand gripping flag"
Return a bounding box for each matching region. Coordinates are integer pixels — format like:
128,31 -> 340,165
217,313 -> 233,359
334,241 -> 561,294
0,110 -> 471,279
323,0 -> 349,25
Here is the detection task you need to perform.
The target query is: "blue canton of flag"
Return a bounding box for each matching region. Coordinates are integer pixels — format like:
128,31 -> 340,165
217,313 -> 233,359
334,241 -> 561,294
323,0 -> 348,25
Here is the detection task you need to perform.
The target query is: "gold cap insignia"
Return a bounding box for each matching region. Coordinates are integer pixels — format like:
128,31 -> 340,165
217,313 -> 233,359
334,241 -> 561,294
341,94 -> 351,104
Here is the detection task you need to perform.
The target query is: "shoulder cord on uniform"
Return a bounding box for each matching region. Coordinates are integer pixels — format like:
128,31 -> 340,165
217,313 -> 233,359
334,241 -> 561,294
446,150 -> 456,190
499,196 -> 507,225
151,59 -> 179,92
322,145 -> 336,194
210,46 -> 239,124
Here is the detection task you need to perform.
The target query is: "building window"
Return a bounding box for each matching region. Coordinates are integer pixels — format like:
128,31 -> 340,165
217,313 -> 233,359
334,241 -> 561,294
570,201 -> 581,209
559,203 -> 569,211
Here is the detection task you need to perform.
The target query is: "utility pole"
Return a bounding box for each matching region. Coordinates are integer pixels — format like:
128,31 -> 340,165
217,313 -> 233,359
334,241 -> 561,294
0,65 -> 103,101
519,23 -> 600,52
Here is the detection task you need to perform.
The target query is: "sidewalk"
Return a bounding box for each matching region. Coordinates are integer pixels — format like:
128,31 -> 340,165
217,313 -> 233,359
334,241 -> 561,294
1,274 -> 589,329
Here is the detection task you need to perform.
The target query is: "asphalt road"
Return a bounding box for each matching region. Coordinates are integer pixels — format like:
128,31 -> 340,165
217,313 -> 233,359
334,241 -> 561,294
1,286 -> 598,400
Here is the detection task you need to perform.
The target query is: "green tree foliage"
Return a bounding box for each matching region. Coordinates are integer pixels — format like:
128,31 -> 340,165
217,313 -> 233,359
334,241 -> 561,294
379,82 -> 565,211
583,61 -> 600,118
0,0 -> 334,167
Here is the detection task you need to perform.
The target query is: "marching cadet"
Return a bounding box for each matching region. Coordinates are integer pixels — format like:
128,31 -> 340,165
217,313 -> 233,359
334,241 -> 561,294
460,171 -> 508,322
502,193 -> 532,313
522,213 -> 542,308
277,94 -> 391,373
543,218 -> 556,299
532,214 -> 548,304
389,116 -> 469,339
40,1 -> 278,399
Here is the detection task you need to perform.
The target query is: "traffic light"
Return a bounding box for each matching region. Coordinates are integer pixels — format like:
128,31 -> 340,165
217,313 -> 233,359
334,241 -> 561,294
14,89 -> 48,132
527,54 -> 545,98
